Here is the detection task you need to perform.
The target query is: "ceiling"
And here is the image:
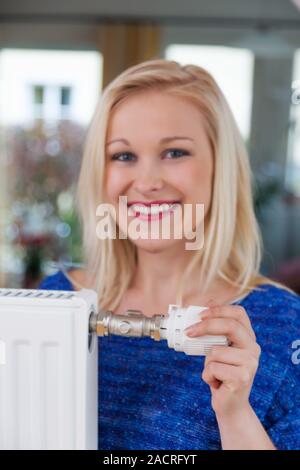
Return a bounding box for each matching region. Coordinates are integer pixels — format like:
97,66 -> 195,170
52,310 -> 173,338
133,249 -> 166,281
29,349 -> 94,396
0,0 -> 299,28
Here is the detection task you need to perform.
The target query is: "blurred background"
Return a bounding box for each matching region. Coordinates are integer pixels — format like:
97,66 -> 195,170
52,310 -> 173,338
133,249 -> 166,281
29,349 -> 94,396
0,0 -> 299,292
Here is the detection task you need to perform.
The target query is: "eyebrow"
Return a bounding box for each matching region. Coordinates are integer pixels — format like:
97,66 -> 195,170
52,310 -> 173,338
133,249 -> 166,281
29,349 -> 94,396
106,136 -> 195,147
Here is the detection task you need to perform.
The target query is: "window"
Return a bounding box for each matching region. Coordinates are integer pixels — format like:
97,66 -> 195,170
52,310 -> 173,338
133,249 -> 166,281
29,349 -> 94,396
33,85 -> 44,105
286,49 -> 300,196
60,86 -> 72,107
165,45 -> 254,142
0,49 -> 102,287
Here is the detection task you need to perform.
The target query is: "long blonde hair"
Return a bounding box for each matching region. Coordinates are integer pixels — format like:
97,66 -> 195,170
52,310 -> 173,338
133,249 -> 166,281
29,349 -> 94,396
74,59 -> 287,310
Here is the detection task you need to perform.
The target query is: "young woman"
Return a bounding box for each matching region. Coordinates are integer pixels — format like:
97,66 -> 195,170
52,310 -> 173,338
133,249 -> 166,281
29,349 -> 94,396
39,59 -> 300,450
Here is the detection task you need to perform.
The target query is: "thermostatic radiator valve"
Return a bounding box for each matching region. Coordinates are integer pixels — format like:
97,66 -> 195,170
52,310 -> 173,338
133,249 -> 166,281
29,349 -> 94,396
90,304 -> 228,356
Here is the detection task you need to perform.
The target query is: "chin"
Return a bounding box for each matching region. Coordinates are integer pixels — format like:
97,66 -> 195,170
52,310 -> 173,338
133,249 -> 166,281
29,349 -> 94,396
128,237 -> 183,253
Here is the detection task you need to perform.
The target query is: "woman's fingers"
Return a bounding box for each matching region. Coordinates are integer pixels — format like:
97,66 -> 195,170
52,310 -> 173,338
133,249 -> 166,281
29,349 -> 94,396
186,316 -> 260,354
202,361 -> 254,392
201,305 -> 256,340
195,307 -> 262,417
204,345 -> 260,369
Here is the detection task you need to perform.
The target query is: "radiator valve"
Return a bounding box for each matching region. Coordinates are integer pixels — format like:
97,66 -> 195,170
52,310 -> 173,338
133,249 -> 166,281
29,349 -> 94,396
89,304 -> 228,356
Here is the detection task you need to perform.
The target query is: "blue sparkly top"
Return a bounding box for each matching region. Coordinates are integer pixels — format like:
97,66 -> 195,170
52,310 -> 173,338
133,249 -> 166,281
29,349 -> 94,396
38,270 -> 300,450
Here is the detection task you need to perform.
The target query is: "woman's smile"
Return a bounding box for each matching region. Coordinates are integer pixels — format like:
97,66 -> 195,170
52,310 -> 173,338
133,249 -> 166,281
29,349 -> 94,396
127,201 -> 181,221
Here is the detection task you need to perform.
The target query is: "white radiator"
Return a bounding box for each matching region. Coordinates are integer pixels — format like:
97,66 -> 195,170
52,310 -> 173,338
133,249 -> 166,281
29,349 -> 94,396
0,287 -> 98,450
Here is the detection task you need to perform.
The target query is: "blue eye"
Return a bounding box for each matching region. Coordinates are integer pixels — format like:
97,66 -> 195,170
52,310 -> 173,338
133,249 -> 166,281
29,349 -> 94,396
164,148 -> 190,159
111,152 -> 135,162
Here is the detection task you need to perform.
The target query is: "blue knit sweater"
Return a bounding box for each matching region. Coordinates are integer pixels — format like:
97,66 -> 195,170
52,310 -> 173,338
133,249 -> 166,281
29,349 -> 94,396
38,270 -> 300,450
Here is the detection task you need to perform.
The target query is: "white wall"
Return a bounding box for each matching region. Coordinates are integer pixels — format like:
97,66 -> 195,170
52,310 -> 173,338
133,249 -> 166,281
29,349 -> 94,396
0,49 -> 102,126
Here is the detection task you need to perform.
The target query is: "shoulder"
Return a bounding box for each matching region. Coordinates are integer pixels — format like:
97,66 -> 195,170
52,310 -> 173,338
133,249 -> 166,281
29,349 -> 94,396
241,282 -> 300,362
38,269 -> 74,291
242,282 -> 300,319
67,268 -> 88,287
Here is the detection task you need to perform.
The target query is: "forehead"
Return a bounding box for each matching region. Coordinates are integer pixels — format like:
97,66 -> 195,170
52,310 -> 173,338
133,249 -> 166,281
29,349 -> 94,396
106,91 -> 205,140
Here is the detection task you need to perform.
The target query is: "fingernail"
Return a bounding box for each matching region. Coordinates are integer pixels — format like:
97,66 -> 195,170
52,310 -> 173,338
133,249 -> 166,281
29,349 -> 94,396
185,327 -> 197,337
200,311 -> 209,319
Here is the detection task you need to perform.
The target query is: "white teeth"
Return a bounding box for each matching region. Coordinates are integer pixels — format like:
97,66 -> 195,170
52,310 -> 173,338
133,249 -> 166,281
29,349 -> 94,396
128,206 -> 135,216
160,203 -> 170,212
128,202 -> 180,216
151,205 -> 159,215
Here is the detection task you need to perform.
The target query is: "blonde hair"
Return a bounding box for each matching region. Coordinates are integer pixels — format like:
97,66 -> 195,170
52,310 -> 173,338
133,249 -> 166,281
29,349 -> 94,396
74,59 -> 290,310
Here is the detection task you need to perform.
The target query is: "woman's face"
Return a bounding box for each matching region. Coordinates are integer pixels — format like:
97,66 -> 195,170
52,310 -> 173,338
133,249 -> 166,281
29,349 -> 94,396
104,91 -> 214,252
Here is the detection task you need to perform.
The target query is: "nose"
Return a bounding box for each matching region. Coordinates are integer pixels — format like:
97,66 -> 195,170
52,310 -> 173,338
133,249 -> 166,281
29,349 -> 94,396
133,161 -> 164,194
